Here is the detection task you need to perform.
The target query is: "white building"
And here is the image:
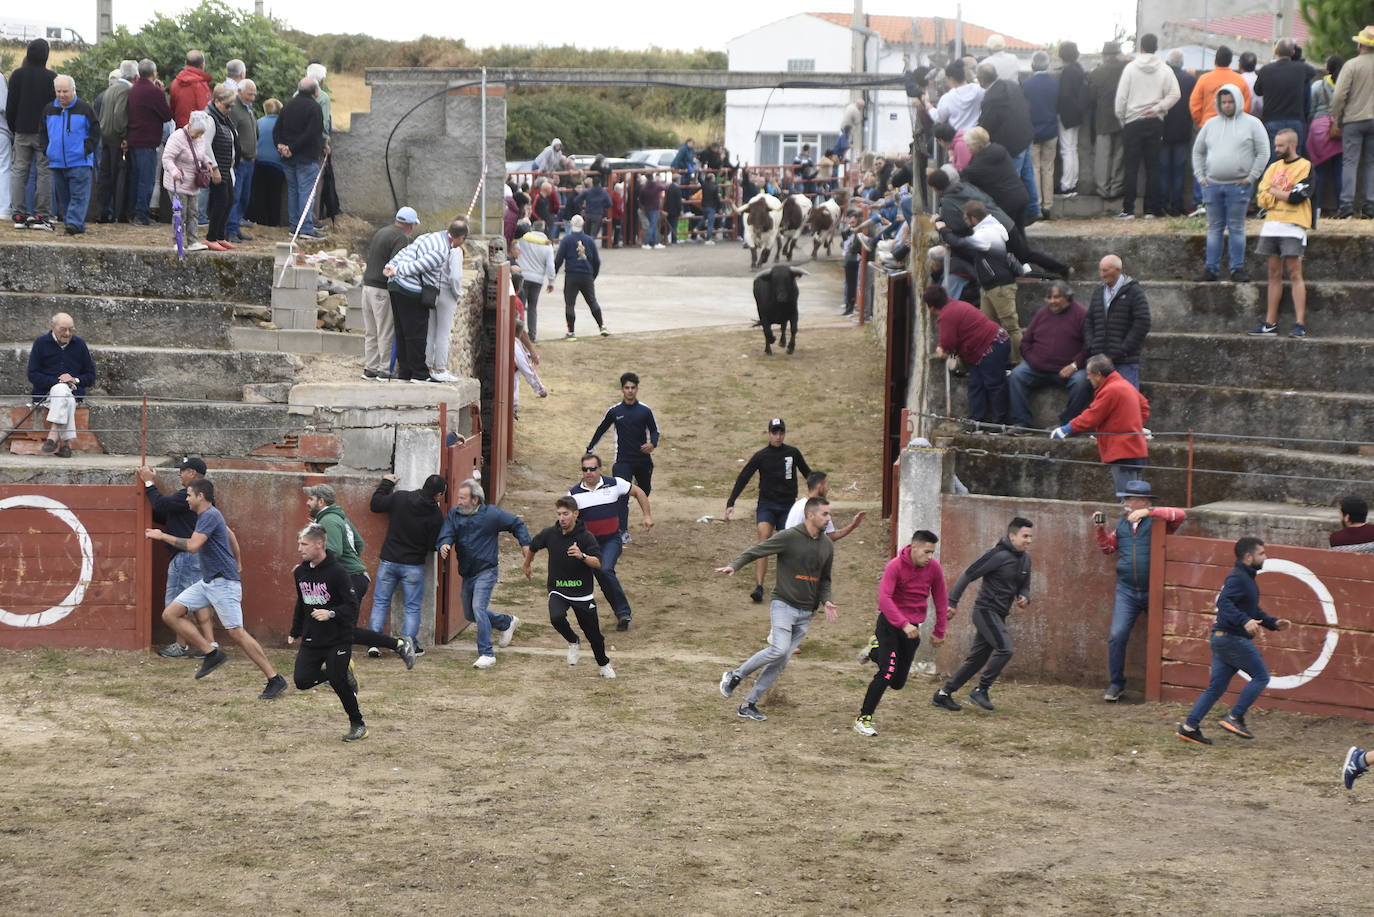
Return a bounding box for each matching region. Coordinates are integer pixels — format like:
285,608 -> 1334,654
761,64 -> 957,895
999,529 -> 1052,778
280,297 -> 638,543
725,12 -> 1040,165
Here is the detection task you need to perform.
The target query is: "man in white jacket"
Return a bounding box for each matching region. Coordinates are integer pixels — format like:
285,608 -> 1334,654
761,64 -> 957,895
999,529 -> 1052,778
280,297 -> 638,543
514,220 -> 556,341
1114,34 -> 1180,219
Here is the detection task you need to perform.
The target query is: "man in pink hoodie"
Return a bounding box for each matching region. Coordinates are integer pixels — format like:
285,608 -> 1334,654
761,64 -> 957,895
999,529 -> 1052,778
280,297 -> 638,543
853,530 -> 948,736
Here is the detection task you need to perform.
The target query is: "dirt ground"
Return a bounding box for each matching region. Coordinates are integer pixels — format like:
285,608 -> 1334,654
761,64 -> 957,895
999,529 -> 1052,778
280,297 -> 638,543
2,323 -> 1372,916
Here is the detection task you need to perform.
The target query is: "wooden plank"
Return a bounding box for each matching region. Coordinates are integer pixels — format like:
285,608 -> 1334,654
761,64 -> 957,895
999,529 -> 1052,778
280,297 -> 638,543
1162,634 -> 1374,683
1158,683 -> 1374,723
1145,516 -> 1167,701
1160,659 -> 1374,708
0,630 -> 144,651
0,507 -> 140,535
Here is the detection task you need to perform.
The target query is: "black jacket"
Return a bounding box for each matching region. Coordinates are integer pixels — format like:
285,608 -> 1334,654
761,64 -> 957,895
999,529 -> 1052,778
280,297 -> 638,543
273,92 -> 325,161
1163,66 -> 1199,144
948,536 -> 1032,615
978,79 -> 1034,157
961,142 -> 1029,223
937,181 -> 1015,234
1255,58 -> 1316,123
6,39 -> 56,134
205,102 -> 238,173
727,443 -> 812,508
290,550 -> 359,646
1056,61 -> 1089,129
1088,57 -> 1128,134
1085,276 -> 1151,366
370,479 -> 444,565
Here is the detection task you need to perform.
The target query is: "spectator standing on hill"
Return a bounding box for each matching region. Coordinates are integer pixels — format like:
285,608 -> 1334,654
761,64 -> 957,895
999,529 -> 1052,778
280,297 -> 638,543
976,63 -> 1039,221
203,84 -> 240,252
1087,41 -> 1128,199
41,75 -> 99,235
1238,51 -> 1262,118
169,50 -> 212,129
698,173 -> 721,243
1051,353 -> 1150,495
1330,27 -> 1374,219
532,180 -> 560,238
585,371 -> 659,541
1093,479 -> 1186,702
273,78 -> 326,240
1249,129 -> 1313,338
225,80 -> 258,243
360,207 -> 417,380
555,215 -> 607,340
961,126 -> 1029,226
1114,33 -> 1180,219
125,59 -> 171,227
1190,46 -> 1252,130
222,59 -> 245,94
427,216 -> 467,383
7,38 -> 57,230
1056,42 -> 1089,196
383,219 -> 467,383
1330,496 -> 1374,552
924,284 -> 1011,427
93,60 -> 136,224
367,473 -> 446,654
664,174 -> 683,244
0,70 -> 10,221
1159,51 -> 1198,216
932,59 -> 984,132
1008,280 -> 1091,432
981,34 -> 1021,83
1308,55 -> 1345,214
1192,86 -> 1268,283
248,97 -> 284,226
161,111 -> 211,252
1255,39 -> 1315,156
1084,254 -> 1151,388
1021,52 -> 1059,220
515,220 -> 555,341
1176,537 -> 1289,746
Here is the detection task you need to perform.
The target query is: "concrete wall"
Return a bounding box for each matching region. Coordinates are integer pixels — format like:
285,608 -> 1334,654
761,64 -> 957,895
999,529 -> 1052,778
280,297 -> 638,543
0,241 -> 271,301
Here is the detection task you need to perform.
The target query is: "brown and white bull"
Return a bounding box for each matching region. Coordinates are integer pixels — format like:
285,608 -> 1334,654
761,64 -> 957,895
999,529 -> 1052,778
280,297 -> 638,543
807,198 -> 843,258
738,192 -> 781,269
775,193 -> 813,262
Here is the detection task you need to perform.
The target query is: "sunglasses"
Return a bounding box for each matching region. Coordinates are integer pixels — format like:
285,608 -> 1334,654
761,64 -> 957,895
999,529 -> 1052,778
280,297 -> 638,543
581,466 -> 600,472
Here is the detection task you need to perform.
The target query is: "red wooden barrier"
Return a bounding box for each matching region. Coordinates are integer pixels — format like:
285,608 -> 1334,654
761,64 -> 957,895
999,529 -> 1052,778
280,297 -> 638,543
1147,534 -> 1374,721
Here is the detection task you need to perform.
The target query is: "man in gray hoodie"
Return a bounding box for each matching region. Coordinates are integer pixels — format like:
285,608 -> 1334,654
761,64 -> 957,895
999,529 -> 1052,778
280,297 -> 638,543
1192,85 -> 1268,282
1114,34 -> 1180,219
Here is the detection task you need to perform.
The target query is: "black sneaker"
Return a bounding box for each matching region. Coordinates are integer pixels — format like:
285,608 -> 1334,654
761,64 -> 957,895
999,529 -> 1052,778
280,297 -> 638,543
1103,685 -> 1124,702
967,686 -> 995,710
1230,268 -> 1251,283
195,647 -> 229,679
12,213 -> 28,230
719,670 -> 741,698
1218,713 -> 1254,739
258,674 -> 288,699
1248,322 -> 1278,335
615,618 -> 630,632
1194,269 -> 1219,282
737,703 -> 767,721
931,690 -> 962,711
1176,723 -> 1213,745
157,642 -> 191,658
749,585 -> 764,604
342,723 -> 369,742
1336,207 -> 1355,220
412,645 -> 425,657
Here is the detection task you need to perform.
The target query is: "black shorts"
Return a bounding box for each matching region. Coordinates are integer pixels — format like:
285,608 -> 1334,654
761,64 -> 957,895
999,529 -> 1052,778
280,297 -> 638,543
755,501 -> 790,528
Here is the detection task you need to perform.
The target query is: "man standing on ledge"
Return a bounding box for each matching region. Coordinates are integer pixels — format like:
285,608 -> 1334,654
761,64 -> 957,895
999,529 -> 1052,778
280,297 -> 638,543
383,218 -> 468,383
725,418 -> 811,603
585,371 -> 660,542
717,497 -> 837,722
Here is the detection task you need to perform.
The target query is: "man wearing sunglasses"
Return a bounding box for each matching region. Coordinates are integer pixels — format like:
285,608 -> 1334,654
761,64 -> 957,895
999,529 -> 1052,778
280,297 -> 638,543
569,454 -> 653,632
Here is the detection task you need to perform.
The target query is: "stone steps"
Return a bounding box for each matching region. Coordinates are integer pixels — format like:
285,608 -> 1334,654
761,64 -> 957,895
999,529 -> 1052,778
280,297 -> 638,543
0,240 -> 272,300
0,292 -> 245,350
1144,333 -> 1374,390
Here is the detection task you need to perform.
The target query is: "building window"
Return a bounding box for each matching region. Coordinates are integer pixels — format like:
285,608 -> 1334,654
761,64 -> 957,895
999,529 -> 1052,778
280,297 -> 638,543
786,59 -> 816,72
757,132 -> 839,165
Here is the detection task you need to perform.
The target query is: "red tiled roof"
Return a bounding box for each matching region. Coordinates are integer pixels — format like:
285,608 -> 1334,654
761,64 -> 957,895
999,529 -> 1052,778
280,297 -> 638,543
808,12 -> 1040,50
1176,14 -> 1310,44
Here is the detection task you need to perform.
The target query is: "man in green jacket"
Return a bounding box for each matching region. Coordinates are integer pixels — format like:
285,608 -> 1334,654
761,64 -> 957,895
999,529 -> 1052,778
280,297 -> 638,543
304,484 -> 416,668
715,497 -> 838,722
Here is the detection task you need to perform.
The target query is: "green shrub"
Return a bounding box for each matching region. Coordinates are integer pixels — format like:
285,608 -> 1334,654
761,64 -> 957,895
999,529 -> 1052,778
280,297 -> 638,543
507,92 -> 676,160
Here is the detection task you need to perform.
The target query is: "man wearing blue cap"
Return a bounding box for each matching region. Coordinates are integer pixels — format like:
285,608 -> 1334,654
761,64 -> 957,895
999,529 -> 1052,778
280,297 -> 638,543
1092,479 -> 1186,702
360,206 -> 419,380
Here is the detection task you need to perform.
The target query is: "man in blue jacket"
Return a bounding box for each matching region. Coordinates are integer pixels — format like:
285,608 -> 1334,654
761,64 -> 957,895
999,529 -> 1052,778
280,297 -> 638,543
1176,536 -> 1291,745
572,177 -> 612,242
436,478 -> 532,669
39,75 -> 98,234
27,312 -> 95,458
554,214 -> 606,340
1021,52 -> 1060,220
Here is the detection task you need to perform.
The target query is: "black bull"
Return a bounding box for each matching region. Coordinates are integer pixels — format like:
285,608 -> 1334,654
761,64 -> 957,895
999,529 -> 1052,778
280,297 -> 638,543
752,264 -> 806,355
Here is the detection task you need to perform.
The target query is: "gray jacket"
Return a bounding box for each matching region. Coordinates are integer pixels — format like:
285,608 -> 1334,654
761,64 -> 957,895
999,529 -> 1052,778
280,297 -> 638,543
1192,85 -> 1268,185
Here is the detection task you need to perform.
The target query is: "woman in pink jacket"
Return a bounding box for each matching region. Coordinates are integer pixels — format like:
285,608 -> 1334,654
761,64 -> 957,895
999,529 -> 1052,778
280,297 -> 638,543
162,110 -> 211,251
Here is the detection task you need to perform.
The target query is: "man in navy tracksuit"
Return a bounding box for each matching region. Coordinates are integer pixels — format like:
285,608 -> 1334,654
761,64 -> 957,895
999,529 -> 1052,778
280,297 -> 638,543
554,214 -> 606,339
585,371 -> 660,538
1177,537 -> 1290,746
39,75 -> 98,234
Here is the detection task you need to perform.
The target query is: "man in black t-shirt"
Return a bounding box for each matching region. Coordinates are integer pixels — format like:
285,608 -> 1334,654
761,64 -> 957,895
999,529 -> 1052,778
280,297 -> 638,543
522,497 -> 616,678
724,418 -> 811,603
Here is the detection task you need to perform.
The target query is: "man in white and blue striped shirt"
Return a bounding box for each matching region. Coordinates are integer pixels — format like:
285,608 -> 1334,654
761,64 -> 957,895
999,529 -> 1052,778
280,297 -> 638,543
383,217 -> 467,382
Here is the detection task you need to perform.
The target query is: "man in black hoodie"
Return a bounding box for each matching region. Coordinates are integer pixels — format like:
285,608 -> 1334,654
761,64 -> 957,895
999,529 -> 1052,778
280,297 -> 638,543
288,524 -> 368,742
1159,51 -> 1199,216
7,38 -> 57,229
933,517 -> 1033,712
976,62 -> 1040,221
366,472 -> 445,653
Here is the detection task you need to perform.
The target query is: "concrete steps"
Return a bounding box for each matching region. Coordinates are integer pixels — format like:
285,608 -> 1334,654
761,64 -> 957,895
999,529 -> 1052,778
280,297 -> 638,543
1144,333 -> 1374,390
0,240 -> 272,300
4,400 -> 295,457
0,292 -> 244,349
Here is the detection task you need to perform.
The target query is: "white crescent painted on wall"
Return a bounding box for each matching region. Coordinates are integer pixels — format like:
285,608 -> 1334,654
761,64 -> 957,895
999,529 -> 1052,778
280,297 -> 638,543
1233,558 -> 1341,691
0,495 -> 95,628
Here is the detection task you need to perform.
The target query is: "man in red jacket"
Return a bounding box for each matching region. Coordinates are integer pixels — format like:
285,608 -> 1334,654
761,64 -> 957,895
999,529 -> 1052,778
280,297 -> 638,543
853,530 -> 948,736
1050,353 -> 1150,496
925,284 -> 1011,428
169,50 -> 212,129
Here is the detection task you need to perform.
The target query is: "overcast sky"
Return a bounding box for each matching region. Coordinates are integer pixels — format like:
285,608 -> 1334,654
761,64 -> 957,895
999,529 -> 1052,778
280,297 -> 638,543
28,1 -> 1138,54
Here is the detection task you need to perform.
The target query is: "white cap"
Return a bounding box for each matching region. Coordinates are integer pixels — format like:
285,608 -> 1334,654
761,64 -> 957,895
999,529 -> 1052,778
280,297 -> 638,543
570,215 -> 584,230
394,206 -> 420,224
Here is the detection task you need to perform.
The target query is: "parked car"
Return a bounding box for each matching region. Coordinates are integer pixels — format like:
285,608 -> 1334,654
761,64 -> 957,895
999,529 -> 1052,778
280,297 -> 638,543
624,149 -> 678,168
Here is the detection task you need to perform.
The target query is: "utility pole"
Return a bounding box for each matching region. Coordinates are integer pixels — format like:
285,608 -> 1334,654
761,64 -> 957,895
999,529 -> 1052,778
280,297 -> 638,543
97,0 -> 113,43
851,0 -> 865,158
255,0 -> 265,15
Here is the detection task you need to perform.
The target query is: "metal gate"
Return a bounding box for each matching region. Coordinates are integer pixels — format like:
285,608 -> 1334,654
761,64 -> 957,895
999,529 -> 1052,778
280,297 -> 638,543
881,270 -> 914,520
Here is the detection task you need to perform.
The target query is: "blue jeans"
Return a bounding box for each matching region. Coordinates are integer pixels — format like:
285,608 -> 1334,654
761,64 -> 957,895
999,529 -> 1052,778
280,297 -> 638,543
967,337 -> 1010,423
164,551 -> 203,606
1115,363 -> 1140,390
227,160 -> 254,235
130,147 -> 158,220
1008,364 -> 1093,428
643,207 -> 660,245
593,535 -> 632,620
51,166 -> 93,231
1012,148 -> 1041,219
1107,583 -> 1149,691
1157,141 -> 1190,213
701,206 -> 717,241
369,559 -> 426,640
1186,632 -> 1271,727
1203,182 -> 1249,272
282,157 -> 321,235
1109,458 -> 1146,496
1265,119 -> 1305,159
461,567 -> 510,657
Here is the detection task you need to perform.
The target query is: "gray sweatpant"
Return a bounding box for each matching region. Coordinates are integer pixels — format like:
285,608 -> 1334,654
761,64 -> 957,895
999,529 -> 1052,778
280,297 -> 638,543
943,605 -> 1015,693
733,599 -> 813,705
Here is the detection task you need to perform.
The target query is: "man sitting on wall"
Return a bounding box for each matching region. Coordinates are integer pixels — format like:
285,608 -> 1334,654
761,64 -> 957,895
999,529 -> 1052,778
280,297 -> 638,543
26,312 -> 96,458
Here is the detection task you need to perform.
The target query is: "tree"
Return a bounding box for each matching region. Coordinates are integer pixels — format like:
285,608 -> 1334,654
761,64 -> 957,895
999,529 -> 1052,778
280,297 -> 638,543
507,92 -> 676,160
63,0 -> 306,107
1301,0 -> 1374,60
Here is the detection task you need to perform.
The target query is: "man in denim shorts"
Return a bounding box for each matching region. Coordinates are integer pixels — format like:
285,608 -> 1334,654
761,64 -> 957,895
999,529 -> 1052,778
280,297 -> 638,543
140,457 -> 216,658
146,478 -> 288,699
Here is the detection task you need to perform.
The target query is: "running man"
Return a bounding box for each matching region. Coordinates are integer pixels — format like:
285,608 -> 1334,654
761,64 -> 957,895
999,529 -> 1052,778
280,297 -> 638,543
286,524 -> 368,742
716,496 -> 837,722
140,457 -> 216,658
853,530 -> 948,736
585,372 -> 660,541
522,496 -> 616,678
569,453 -> 653,632
724,418 -> 812,603
436,478 -> 532,669
1176,537 -> 1290,746
932,516 -> 1034,713
303,483 -> 416,669
784,471 -> 866,542
146,479 -> 288,698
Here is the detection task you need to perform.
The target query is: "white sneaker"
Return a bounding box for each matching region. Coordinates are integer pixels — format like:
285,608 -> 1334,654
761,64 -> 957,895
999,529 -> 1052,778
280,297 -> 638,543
653,243 -> 666,250
429,370 -> 460,382
186,241 -> 209,252
473,654 -> 496,668
704,240 -> 715,245
599,664 -> 616,679
566,642 -> 580,665
499,616 -> 519,648
641,244 -> 652,250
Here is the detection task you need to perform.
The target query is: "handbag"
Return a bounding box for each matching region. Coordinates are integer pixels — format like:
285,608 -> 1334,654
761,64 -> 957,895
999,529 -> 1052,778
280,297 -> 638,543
419,285 -> 439,308
185,128 -> 212,188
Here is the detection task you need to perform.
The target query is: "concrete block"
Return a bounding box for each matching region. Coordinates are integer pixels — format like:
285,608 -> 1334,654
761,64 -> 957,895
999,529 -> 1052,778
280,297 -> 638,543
289,380 -> 481,412
321,331 -> 364,356
273,242 -> 295,269
271,286 -> 317,311
276,329 -> 325,353
272,308 -> 319,330
243,382 -> 292,403
338,426 -> 395,472
345,305 -> 363,330
346,285 -> 363,309
229,327 -> 281,352
275,265 -> 318,290
395,425 -> 441,490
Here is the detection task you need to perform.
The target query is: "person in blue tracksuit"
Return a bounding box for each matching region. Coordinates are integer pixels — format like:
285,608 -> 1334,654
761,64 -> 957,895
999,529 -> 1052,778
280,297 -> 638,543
39,75 -> 98,233
585,371 -> 660,538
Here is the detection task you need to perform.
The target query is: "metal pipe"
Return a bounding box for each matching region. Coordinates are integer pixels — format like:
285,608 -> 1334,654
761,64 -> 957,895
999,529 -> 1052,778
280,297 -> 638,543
1186,429 -> 1196,507
481,67 -> 488,235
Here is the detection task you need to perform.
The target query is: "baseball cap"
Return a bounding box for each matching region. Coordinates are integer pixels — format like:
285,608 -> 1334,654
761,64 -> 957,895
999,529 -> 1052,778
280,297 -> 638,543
302,483 -> 337,504
178,456 -> 208,474
395,206 -> 420,224
768,418 -> 786,432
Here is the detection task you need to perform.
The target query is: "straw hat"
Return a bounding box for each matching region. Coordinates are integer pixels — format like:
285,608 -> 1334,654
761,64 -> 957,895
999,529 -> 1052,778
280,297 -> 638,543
1355,25 -> 1374,46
